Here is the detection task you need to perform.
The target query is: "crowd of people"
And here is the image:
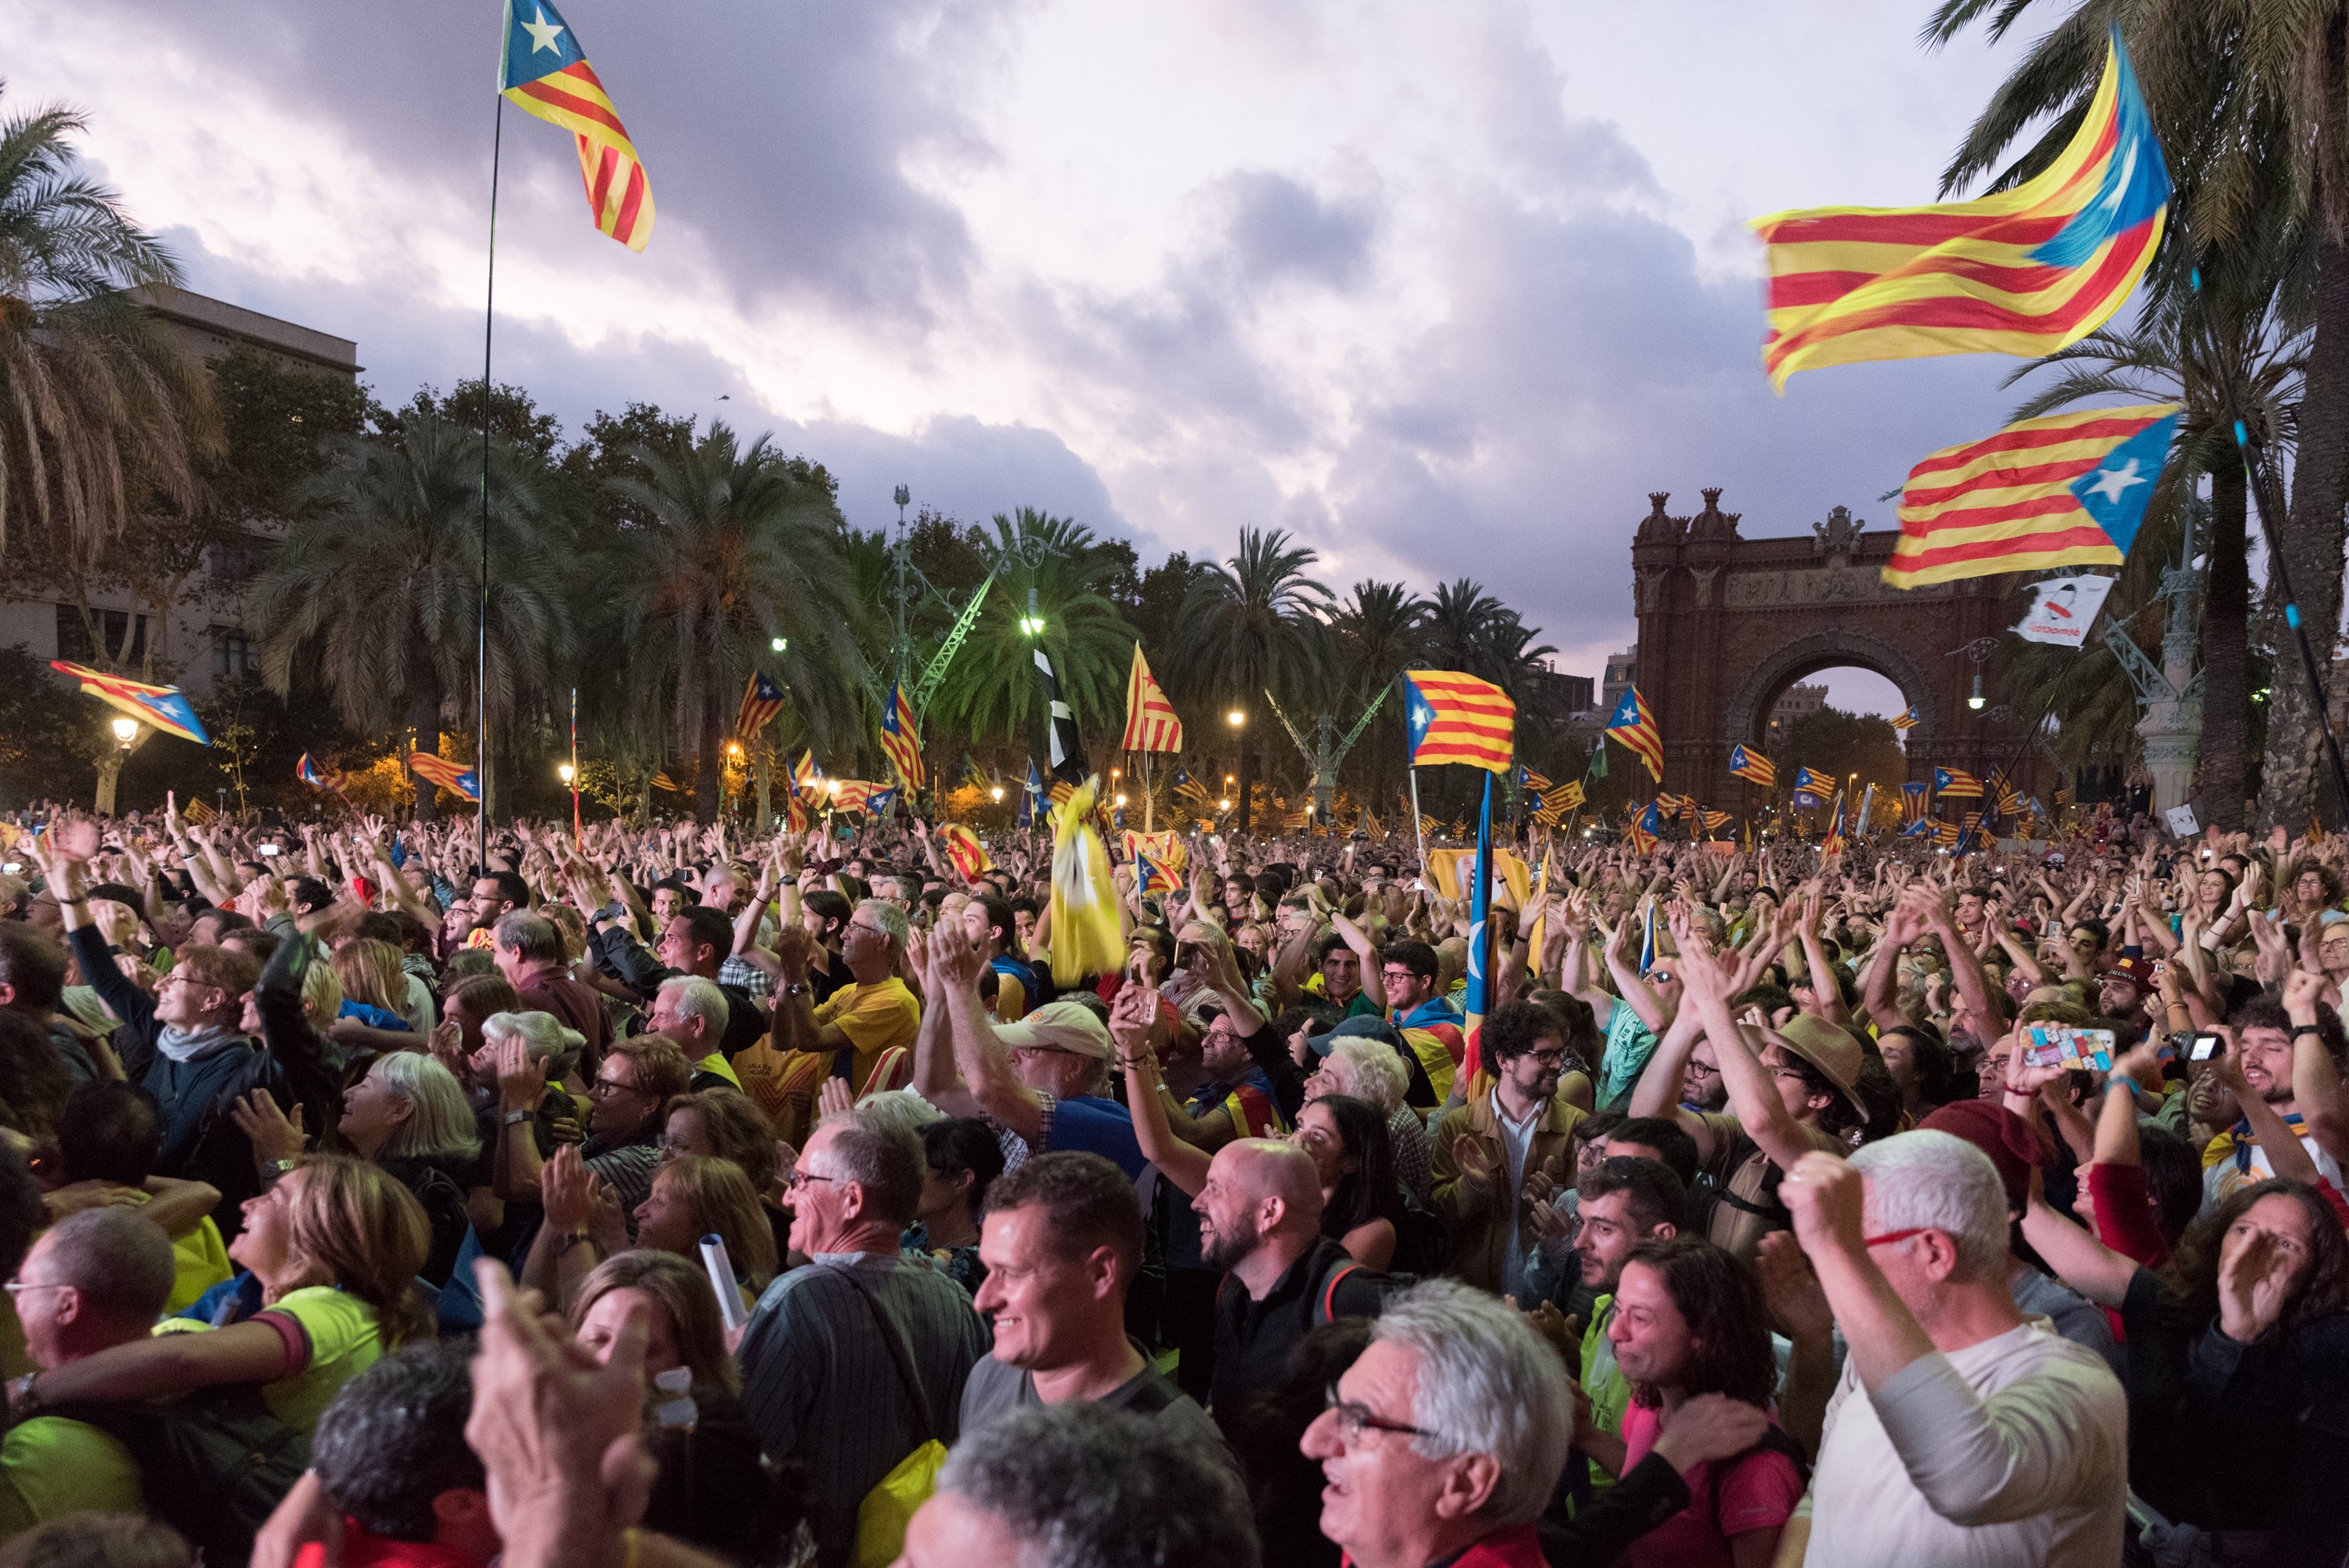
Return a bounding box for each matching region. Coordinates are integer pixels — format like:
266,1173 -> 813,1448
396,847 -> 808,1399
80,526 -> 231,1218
0,795 -> 2340,1566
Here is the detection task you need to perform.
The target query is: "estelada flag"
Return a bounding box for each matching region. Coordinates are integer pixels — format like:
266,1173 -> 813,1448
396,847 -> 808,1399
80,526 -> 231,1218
879,681 -> 924,790
1121,645 -> 1184,753
1885,403 -> 2179,587
1604,687 -> 1663,781
1934,766 -> 1984,799
410,752 -> 481,802
1404,670 -> 1514,773
49,661 -> 209,746
500,0 -> 655,250
1755,30 -> 2167,388
938,824 -> 992,881
734,671 -> 785,744
792,751 -> 822,800
1729,745 -> 1776,788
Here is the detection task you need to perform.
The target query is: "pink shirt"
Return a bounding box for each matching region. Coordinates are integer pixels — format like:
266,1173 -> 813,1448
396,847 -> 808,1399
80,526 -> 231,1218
1615,1400 -> 1803,1568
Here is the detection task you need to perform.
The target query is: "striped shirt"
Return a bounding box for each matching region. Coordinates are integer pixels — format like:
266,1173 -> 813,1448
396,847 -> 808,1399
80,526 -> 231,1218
738,1252 -> 987,1567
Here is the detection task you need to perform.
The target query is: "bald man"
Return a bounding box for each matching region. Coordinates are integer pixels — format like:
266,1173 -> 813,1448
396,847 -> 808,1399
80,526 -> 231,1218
1200,1138 -> 1389,1432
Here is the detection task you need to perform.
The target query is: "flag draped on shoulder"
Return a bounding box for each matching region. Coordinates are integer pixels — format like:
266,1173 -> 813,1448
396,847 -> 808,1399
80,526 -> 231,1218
1754,30 -> 2167,389
49,661 -> 210,746
879,680 -> 924,789
410,752 -> 482,802
734,671 -> 785,744
1121,645 -> 1184,752
1404,670 -> 1515,773
1604,687 -> 1664,780
1885,403 -> 2181,587
1728,744 -> 1776,788
500,0 -> 655,250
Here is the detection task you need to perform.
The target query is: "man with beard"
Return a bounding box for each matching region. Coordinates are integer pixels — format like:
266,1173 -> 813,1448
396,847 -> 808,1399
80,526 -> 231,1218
2202,991 -> 2347,1211
1198,1137 -> 1386,1434
1431,1000 -> 1585,1294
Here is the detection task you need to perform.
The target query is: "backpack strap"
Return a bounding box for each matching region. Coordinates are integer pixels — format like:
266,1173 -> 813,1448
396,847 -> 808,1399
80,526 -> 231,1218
839,1268 -> 934,1447
1315,1262 -> 1365,1328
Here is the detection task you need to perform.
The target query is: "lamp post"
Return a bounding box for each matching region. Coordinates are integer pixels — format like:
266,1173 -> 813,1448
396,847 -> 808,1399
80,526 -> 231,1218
1226,709 -> 1250,834
559,762 -> 578,847
110,718 -> 137,748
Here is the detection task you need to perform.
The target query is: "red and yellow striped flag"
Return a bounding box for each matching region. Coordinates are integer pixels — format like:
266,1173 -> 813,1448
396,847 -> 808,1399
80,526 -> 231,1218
1754,33 -> 2167,389
1121,645 -> 1184,752
500,0 -> 655,251
1405,670 -> 1515,774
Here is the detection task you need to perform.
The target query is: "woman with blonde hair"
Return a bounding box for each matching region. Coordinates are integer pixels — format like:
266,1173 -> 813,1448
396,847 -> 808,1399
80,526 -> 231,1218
660,1087 -> 788,1260
329,939 -> 410,1029
525,1150 -> 776,1305
16,1155 -> 430,1433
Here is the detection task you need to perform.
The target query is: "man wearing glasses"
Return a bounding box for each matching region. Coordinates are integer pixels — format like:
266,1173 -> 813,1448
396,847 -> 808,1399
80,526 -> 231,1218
740,898 -> 918,1146
1430,1001 -> 1586,1296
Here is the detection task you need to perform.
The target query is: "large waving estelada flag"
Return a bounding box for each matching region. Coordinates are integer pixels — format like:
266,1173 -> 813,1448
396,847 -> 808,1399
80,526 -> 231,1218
1604,687 -> 1664,780
49,662 -> 210,746
879,681 -> 924,789
734,671 -> 785,744
1755,31 -> 2167,389
1404,670 -> 1515,773
1934,766 -> 1983,799
1121,645 -> 1185,753
1885,403 -> 2179,587
410,752 -> 482,802
501,0 -> 655,251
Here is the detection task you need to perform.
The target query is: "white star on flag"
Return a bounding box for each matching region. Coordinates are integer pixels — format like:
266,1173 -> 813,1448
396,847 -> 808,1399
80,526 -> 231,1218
2086,458 -> 2145,504
521,6 -> 567,52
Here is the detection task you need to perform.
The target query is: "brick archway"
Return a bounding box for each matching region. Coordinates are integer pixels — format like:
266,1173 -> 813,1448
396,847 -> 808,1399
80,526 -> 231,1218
1628,488 -> 2030,803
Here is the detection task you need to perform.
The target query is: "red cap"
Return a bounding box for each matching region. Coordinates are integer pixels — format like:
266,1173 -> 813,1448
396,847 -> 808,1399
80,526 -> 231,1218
1920,1100 -> 2043,1216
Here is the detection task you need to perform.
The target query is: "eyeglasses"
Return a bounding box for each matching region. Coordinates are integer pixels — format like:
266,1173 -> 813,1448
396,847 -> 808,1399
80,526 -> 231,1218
1864,1226 -> 1932,1249
1322,1382 -> 1444,1444
781,1169 -> 841,1192
657,1135 -> 699,1156
2,1281 -> 66,1299
1684,1061 -> 1721,1077
590,1076 -> 648,1099
1525,1049 -> 1568,1069
1644,970 -> 1676,987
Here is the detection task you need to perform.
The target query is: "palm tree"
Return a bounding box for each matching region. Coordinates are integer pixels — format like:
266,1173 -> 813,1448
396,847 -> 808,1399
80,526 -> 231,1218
0,96 -> 215,557
1927,0 -> 2349,824
1171,528 -> 1333,832
927,508 -> 1134,755
2005,261 -> 2305,828
610,424 -> 866,824
253,420 -> 572,821
1330,580 -> 1428,808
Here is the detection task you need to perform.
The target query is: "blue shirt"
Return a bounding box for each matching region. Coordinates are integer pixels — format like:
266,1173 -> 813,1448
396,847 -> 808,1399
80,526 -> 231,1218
1043,1094 -> 1150,1179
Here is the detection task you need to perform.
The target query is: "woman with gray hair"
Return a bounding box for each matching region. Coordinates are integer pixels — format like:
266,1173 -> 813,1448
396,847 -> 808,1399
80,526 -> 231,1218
1310,1036 -> 1431,1204
337,1050 -> 482,1288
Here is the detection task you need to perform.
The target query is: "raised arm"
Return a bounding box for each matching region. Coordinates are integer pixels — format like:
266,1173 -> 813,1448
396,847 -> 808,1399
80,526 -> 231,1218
1672,910 -> 1823,1174
935,925 -> 1045,1144
1112,985 -> 1213,1195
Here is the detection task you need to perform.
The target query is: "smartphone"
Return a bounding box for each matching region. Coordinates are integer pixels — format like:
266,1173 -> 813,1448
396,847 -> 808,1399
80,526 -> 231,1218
2188,1033 -> 2222,1063
259,844 -> 281,858
2022,1025 -> 2116,1072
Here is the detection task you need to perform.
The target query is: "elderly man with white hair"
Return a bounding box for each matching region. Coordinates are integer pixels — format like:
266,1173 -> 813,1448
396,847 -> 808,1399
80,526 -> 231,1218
648,975 -> 738,1092
1777,1129 -> 2127,1567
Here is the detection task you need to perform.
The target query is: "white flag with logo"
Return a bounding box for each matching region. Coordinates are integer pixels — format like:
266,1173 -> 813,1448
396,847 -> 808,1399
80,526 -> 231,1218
2014,575 -> 2117,649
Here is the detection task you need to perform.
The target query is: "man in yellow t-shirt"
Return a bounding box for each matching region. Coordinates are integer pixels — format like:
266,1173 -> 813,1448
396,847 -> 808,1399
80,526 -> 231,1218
737,898 -> 920,1144
0,1209 -> 175,1541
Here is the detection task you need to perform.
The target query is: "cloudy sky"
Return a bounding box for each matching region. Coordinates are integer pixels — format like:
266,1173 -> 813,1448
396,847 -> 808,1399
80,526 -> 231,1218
17,0 -> 2045,708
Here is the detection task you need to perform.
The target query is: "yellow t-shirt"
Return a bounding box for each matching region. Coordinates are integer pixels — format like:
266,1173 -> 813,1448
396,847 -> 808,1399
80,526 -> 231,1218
120,1190 -> 233,1314
254,1285 -> 384,1434
0,1415 -> 142,1541
812,978 -> 921,1080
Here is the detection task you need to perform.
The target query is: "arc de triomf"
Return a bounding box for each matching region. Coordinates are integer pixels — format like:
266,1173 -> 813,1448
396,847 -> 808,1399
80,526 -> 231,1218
1628,488 -> 2033,804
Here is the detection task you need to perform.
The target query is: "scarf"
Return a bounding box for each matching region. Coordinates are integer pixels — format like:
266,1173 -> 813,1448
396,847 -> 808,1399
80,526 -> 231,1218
2204,1112 -> 2309,1177
153,1022 -> 247,1065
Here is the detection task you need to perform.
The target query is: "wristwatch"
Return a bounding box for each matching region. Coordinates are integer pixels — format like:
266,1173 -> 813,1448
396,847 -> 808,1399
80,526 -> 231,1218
268,1157 -> 299,1177
503,1108 -> 533,1126
2294,1023 -> 2326,1039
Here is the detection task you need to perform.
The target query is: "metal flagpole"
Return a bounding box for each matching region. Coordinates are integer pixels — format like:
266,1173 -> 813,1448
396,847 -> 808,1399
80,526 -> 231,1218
477,90 -> 503,874
1408,766 -> 1430,882
569,685 -> 580,848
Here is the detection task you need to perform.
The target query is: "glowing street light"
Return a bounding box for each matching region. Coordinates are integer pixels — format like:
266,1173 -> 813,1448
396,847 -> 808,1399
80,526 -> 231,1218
558,763 -> 575,784
1218,798 -> 1232,812
1227,709 -> 1246,728
990,785 -> 1005,802
110,718 -> 137,745
727,741 -> 742,756
1114,793 -> 1128,807
770,636 -> 788,653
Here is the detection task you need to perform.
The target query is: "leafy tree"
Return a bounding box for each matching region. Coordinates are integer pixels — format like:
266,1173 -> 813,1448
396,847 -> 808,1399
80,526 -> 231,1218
252,420 -> 574,821
384,379 -> 563,463
0,94 -> 218,557
1171,528 -> 1333,832
610,424 -> 868,824
0,643 -> 96,806
1781,706 -> 1909,799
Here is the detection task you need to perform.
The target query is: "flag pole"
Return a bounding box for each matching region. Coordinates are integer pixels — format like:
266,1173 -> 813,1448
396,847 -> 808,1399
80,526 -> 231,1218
1408,765 -> 1429,884
569,685 -> 581,849
476,85 -> 503,876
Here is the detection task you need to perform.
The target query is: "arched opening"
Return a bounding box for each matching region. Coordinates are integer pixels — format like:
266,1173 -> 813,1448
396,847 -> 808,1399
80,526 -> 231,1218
1758,663 -> 1912,801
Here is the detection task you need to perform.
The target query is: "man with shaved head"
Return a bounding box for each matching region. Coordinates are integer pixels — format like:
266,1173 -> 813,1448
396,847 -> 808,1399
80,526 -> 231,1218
1201,1135 -> 1388,1432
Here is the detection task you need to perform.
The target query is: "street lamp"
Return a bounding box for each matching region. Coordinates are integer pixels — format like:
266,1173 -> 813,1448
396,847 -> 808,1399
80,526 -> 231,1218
1967,670 -> 1986,712
990,785 -> 1005,802
110,718 -> 137,746
1114,793 -> 1128,808
558,763 -> 575,784
1227,709 -> 1246,728
1218,798 -> 1232,812
727,741 -> 742,757
770,636 -> 787,653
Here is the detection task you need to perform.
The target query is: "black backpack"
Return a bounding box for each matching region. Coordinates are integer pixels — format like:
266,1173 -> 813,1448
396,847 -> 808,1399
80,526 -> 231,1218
49,1384 -> 309,1566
